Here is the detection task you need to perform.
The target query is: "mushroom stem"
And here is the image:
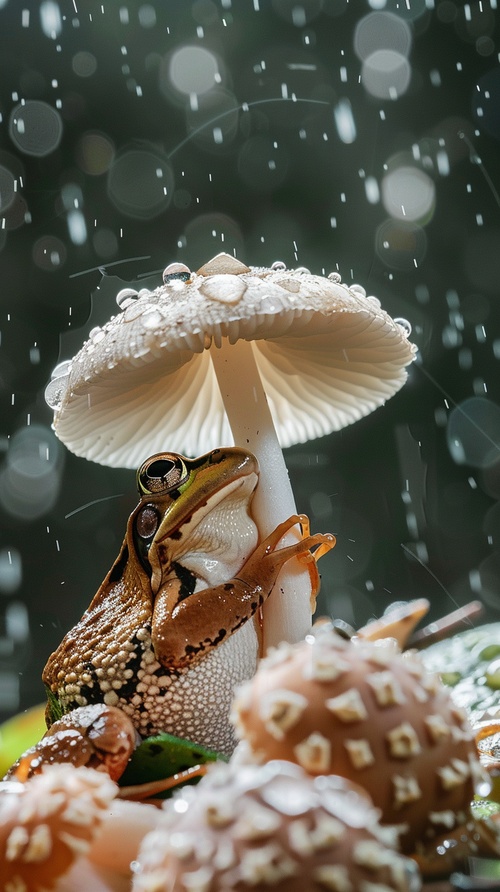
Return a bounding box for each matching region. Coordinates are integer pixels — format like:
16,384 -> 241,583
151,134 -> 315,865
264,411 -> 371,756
210,338 -> 313,651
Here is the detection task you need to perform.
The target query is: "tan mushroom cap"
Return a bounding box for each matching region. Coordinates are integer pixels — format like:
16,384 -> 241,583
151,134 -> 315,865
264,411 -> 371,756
231,627 -> 487,853
0,764 -> 117,892
131,759 -> 420,892
46,254 -> 416,468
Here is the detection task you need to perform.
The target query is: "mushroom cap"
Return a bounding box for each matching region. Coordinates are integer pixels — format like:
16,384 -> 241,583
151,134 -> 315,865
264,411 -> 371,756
231,627 -> 485,853
0,764 -> 117,891
131,759 -> 421,892
46,254 -> 416,468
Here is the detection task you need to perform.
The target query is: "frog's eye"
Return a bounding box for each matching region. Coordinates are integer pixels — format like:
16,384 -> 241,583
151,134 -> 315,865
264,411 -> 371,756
137,453 -> 189,495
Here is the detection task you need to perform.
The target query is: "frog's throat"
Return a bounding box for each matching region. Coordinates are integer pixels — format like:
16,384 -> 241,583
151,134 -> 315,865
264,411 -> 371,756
148,471 -> 259,596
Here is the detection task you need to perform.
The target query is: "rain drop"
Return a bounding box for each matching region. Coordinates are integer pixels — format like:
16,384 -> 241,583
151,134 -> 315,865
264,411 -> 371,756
124,301 -> 147,323
350,283 -> 367,297
162,262 -> 191,284
116,287 -> 139,309
45,375 -> 69,410
394,317 -> 412,337
89,326 -> 105,343
50,359 -> 72,380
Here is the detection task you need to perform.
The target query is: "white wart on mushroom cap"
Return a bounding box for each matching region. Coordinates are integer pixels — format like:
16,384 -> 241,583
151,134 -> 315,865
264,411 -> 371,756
47,254 -> 416,469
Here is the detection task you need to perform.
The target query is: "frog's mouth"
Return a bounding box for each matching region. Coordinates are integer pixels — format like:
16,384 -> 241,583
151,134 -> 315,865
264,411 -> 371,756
148,471 -> 260,597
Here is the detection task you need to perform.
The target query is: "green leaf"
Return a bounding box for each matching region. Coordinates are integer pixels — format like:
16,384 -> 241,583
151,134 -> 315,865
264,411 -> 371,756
119,731 -> 226,796
44,687 -> 64,725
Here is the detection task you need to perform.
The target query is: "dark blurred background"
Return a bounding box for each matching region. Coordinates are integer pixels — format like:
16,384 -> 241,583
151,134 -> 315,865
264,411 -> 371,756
1,0 -> 500,724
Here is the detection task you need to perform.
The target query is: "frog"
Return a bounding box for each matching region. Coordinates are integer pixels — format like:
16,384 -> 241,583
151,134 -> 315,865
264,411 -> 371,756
42,447 -> 334,756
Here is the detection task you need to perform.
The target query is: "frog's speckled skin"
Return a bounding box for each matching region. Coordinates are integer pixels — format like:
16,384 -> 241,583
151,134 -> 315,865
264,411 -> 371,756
42,447 -> 334,755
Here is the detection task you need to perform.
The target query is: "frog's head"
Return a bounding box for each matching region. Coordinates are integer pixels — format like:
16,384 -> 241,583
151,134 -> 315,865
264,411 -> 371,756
130,447 -> 260,596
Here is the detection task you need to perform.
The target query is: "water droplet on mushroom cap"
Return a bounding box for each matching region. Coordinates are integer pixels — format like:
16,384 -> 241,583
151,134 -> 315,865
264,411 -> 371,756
45,374 -> 70,410
395,317 -> 412,337
116,288 -> 139,310
162,262 -> 192,284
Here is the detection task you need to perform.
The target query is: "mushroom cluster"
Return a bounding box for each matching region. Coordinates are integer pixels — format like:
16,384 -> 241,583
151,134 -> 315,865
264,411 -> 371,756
231,626 -> 486,853
45,254 -> 416,649
131,759 -> 421,892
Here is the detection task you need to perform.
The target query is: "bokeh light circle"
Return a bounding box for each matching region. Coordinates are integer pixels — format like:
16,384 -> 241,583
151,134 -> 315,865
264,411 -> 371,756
447,397 -> 500,470
76,131 -> 115,175
0,165 -> 16,213
361,50 -> 411,100
375,218 -> 427,270
93,228 -> 119,259
9,100 -> 63,157
0,425 -> 63,521
138,4 -> 157,27
32,235 -> 67,271
107,148 -> 174,219
354,11 -> 412,60
72,50 -> 97,77
167,45 -> 221,96
381,164 -> 435,222
180,212 -> 244,264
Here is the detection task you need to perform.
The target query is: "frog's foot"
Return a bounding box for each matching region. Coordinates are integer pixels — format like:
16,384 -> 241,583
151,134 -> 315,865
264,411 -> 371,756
235,513 -> 335,591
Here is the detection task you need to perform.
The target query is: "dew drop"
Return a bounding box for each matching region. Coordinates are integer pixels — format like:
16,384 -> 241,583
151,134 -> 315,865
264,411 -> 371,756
350,283 -> 367,297
295,266 -> 310,274
271,260 -> 286,271
328,271 -> 342,283
162,262 -> 191,284
124,301 -> 147,322
394,317 -> 412,337
89,326 -> 105,343
116,288 -> 139,309
50,359 -> 72,380
45,375 -> 69,410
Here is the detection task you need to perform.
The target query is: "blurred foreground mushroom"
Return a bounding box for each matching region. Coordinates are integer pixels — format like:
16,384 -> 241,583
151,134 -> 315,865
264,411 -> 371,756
131,759 -> 421,892
231,626 -> 488,853
46,255 -> 416,650
0,764 -> 160,891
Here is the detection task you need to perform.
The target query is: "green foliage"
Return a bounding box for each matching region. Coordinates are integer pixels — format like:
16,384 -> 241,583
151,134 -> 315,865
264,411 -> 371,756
119,731 -> 226,797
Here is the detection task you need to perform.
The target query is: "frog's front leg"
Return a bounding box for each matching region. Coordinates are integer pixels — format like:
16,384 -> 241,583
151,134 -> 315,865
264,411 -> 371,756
152,515 -> 335,669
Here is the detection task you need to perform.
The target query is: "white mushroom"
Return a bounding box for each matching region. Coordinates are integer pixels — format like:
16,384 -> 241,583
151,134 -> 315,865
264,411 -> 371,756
46,254 -> 416,649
